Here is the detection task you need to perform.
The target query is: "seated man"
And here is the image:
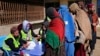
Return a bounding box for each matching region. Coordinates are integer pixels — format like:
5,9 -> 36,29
3,26 -> 22,55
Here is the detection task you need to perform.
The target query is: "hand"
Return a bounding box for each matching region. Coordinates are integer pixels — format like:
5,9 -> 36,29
37,35 -> 41,38
92,23 -> 96,26
22,43 -> 30,48
35,36 -> 41,40
34,35 -> 41,41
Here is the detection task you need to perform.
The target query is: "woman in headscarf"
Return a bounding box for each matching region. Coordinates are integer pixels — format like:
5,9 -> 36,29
69,3 -> 92,56
18,20 -> 41,45
44,7 -> 65,56
58,5 -> 76,56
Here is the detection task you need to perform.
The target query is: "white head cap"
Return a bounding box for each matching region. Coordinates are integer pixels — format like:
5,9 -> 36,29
22,20 -> 30,32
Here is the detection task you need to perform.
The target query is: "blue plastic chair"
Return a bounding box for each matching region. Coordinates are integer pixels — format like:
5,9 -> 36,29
0,35 -> 10,56
0,35 -> 6,47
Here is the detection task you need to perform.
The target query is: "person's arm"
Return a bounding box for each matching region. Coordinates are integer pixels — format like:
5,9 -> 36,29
30,24 -> 41,40
5,38 -> 21,52
96,14 -> 99,25
31,30 -> 41,41
29,24 -> 38,37
31,30 -> 38,37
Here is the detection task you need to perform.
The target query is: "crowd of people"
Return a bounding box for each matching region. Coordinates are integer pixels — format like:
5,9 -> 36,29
2,1 -> 99,56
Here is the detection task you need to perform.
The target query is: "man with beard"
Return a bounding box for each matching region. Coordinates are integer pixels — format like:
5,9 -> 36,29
69,3 -> 92,56
87,3 -> 99,56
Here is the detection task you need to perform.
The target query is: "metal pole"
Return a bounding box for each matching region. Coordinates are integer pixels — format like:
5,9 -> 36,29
25,2 -> 27,20
44,0 -> 45,19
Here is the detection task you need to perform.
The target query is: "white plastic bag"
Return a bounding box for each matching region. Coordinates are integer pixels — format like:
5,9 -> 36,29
26,41 -> 36,50
23,40 -> 43,56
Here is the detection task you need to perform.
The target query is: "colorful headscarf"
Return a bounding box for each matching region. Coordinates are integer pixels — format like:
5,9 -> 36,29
87,3 -> 94,8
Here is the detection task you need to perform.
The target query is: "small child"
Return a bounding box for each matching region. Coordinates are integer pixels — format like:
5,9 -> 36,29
39,21 -> 49,54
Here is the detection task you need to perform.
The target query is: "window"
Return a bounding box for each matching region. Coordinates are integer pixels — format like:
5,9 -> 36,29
0,0 -> 45,25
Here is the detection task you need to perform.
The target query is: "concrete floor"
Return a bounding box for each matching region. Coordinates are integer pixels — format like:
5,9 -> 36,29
91,26 -> 100,56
